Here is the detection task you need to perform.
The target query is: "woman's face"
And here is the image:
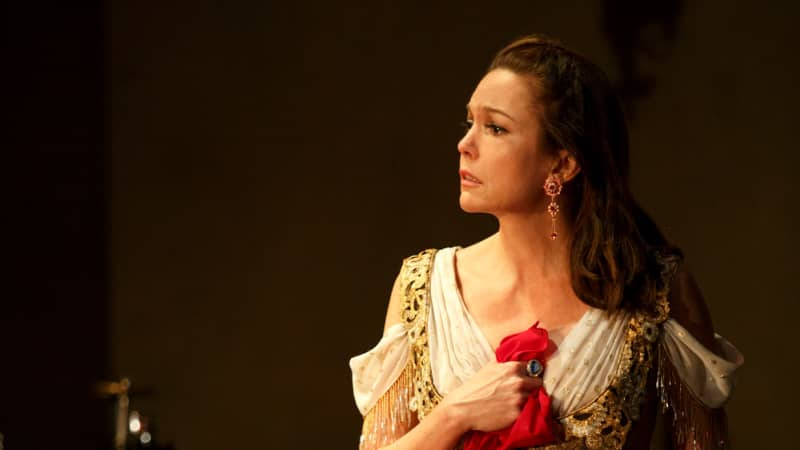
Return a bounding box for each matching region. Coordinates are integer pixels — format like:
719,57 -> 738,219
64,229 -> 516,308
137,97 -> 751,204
458,68 -> 554,216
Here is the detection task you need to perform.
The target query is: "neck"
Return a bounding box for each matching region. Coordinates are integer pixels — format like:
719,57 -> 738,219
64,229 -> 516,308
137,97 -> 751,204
490,210 -> 573,284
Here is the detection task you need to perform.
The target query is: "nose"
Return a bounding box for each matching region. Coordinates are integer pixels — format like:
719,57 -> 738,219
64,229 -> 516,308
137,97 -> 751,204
457,126 -> 477,159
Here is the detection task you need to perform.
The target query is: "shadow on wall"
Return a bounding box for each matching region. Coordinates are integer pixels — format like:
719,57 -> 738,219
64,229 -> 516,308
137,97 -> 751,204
602,0 -> 685,117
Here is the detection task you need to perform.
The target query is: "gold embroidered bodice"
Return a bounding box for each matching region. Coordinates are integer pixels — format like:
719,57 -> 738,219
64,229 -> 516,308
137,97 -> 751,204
400,249 -> 677,450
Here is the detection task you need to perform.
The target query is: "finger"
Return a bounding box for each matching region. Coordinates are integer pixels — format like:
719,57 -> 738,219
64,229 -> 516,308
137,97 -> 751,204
510,360 -> 544,378
502,360 -> 528,375
524,359 -> 544,377
517,374 -> 543,391
504,361 -> 545,382
514,394 -> 528,409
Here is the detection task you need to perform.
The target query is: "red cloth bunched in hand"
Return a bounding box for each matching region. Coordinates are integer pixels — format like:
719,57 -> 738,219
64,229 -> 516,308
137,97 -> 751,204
462,323 -> 559,450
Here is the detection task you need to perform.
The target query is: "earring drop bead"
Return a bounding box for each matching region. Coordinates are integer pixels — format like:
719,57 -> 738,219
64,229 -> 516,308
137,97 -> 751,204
544,175 -> 562,240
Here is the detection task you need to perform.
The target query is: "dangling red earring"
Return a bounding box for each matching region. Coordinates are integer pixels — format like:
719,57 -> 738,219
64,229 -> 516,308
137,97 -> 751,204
543,175 -> 562,240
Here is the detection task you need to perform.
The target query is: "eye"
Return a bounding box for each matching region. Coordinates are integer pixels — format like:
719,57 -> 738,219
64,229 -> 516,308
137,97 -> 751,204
485,123 -> 507,135
460,120 -> 473,131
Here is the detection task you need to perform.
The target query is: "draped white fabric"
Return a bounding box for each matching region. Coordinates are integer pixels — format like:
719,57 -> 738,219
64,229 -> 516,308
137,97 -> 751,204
350,323 -> 408,415
350,247 -> 742,416
427,247 -> 631,417
660,320 -> 742,408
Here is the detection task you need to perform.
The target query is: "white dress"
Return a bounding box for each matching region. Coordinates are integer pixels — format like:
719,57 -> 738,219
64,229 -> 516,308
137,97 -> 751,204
350,247 -> 743,448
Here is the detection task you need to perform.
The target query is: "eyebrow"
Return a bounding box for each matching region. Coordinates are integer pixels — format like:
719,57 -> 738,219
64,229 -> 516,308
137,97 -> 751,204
465,104 -> 516,123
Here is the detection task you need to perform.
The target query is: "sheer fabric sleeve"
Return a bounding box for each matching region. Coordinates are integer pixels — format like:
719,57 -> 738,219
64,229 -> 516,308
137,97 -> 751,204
656,266 -> 744,449
350,324 -> 418,449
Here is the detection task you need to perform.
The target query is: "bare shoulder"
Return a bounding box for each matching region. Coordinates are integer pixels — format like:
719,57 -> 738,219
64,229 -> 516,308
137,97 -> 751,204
667,262 -> 719,352
382,270 -> 405,334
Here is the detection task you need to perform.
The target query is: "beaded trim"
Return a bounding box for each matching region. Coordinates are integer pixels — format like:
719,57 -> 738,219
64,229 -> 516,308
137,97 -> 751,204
359,362 -> 417,450
656,344 -> 729,449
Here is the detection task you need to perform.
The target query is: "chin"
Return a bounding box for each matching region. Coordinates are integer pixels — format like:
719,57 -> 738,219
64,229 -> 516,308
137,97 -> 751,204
459,193 -> 487,213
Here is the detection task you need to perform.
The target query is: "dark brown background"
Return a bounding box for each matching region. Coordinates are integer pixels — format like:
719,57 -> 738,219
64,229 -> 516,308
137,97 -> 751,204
5,1 -> 798,449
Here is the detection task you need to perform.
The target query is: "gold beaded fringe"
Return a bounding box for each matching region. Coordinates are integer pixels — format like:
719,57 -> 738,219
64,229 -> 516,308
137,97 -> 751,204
359,361 -> 418,450
656,343 -> 729,449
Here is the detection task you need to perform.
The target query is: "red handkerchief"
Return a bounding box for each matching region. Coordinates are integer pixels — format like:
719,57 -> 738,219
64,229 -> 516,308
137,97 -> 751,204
462,323 -> 559,450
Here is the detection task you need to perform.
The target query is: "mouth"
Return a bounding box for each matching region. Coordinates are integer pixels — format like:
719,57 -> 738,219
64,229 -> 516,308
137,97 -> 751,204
459,169 -> 482,185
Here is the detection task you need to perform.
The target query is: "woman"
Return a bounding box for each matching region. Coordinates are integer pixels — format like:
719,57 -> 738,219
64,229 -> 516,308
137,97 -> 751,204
350,35 -> 742,450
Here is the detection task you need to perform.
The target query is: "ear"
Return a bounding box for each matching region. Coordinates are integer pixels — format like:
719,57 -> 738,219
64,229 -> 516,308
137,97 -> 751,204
550,149 -> 581,182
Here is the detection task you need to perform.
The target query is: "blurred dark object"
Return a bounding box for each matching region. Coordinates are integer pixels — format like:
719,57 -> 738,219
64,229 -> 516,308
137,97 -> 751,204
602,0 -> 685,117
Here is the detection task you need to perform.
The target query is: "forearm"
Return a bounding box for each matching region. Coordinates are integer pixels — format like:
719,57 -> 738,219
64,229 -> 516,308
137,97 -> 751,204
379,404 -> 468,450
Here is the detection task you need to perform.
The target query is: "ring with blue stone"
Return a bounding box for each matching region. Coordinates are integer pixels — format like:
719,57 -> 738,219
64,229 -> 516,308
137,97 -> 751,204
526,359 -> 543,377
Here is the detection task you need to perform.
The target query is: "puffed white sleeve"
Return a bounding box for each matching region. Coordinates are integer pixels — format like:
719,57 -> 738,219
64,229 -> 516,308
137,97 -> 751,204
350,323 -> 417,450
349,323 -> 410,415
656,318 -> 744,450
659,319 -> 743,408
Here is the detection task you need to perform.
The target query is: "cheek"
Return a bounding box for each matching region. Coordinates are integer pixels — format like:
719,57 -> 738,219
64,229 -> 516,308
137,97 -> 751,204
498,152 -> 545,195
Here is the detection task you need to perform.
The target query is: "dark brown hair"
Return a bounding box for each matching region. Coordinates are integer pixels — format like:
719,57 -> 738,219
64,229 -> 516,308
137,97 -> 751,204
489,34 -> 679,312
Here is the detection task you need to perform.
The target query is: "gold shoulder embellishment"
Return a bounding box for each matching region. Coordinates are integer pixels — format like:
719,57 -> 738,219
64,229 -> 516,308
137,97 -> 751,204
399,249 -> 442,421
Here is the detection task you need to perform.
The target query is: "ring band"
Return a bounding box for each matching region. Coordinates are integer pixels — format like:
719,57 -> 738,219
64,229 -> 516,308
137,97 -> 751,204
526,359 -> 543,377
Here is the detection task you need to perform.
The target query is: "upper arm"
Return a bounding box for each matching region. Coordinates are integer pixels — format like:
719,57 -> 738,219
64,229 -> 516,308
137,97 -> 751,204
667,263 -> 721,357
383,271 -> 405,334
659,262 -> 734,449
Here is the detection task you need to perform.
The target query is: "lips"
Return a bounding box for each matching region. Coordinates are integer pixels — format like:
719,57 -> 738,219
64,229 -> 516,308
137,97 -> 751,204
459,169 -> 482,184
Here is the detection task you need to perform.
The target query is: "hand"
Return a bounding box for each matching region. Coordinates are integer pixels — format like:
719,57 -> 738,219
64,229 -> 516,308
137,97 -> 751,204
439,360 -> 543,433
